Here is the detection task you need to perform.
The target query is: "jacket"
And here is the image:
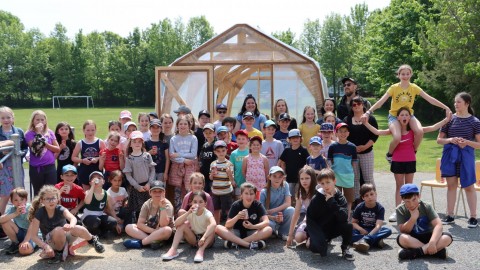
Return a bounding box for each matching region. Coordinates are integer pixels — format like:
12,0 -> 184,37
441,143 -> 476,188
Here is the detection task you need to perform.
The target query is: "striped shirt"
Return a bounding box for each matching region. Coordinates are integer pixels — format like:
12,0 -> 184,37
441,115 -> 480,140
210,159 -> 234,195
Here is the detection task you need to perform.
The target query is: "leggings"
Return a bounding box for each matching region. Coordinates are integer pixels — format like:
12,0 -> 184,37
29,164 -> 57,196
82,215 -> 118,236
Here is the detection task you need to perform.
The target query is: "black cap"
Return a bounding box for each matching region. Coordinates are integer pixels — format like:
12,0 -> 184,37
198,110 -> 211,118
279,113 -> 291,121
341,77 -> 357,85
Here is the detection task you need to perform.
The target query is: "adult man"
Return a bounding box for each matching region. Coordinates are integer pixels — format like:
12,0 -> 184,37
337,77 -> 371,121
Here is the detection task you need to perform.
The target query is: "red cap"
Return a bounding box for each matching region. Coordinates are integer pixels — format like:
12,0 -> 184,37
235,129 -> 249,138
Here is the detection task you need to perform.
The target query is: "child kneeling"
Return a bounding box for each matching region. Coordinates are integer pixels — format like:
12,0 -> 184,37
215,182 -> 272,250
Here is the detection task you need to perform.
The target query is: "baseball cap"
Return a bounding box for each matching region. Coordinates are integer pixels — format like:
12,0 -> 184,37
264,120 -> 276,129
123,121 -> 137,132
149,119 -> 162,127
148,112 -> 159,119
203,123 -> 215,131
279,113 -> 291,121
399,184 -> 419,196
216,126 -> 228,134
335,123 -> 349,132
288,129 -> 301,138
216,103 -> 227,111
130,130 -> 144,140
269,166 -> 285,175
173,105 -> 191,114
235,129 -> 249,138
320,123 -> 334,132
341,77 -> 358,85
150,180 -> 166,191
119,110 -> 132,119
309,136 -> 323,145
242,112 -> 254,119
213,140 -> 227,149
89,171 -> 104,180
198,109 -> 211,118
62,164 -> 77,174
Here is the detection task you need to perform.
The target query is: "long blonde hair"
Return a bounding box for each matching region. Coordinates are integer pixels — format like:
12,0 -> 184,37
28,110 -> 49,134
28,185 -> 60,222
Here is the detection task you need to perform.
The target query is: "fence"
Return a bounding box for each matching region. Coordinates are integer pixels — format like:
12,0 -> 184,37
0,134 -> 24,189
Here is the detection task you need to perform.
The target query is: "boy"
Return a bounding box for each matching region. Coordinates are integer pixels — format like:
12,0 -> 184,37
243,112 -> 263,140
327,123 -> 357,218
230,130 -> 250,199
55,165 -> 85,219
209,140 -> 235,223
217,125 -> 238,159
222,116 -> 237,142
396,184 -> 453,260
195,110 -> 211,156
306,168 -> 354,260
278,129 -> 309,203
261,120 -> 284,168
319,123 -> 335,157
199,123 -> 217,193
351,184 -> 392,252
306,136 -> 328,171
214,103 -> 228,130
274,113 -> 291,149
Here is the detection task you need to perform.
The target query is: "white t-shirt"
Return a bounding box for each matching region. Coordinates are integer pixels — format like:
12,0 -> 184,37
187,208 -> 213,235
107,187 -> 128,213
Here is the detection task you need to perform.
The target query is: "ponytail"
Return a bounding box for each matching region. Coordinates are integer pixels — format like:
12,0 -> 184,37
456,92 -> 475,115
28,196 -> 42,222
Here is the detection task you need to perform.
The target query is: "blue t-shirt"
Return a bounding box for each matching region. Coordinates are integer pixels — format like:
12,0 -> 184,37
259,182 -> 291,210
236,113 -> 267,130
327,141 -> 357,188
352,201 -> 385,229
230,148 -> 250,186
6,203 -> 32,230
274,130 -> 290,149
306,155 -> 328,171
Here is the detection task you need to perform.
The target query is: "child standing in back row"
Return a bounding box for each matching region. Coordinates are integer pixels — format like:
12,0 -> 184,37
54,122 -> 76,183
299,106 -> 321,148
261,120 -> 284,169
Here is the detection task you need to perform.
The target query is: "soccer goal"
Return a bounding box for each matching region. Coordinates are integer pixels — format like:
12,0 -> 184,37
52,96 -> 94,109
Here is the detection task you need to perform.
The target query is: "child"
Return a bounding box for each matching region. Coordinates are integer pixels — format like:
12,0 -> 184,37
71,120 -> 105,190
261,120 -> 284,169
123,131 -> 156,221
199,123 -> 217,193
396,184 -> 453,260
363,106 -> 450,222
319,123 -> 335,157
21,185 -> 104,264
322,113 -> 338,141
195,110 -> 211,156
209,140 -> 235,223
54,122 -> 76,183
145,119 -> 169,184
160,114 -> 174,143
107,120 -> 126,150
327,123 -> 358,218
169,115 -> 198,215
242,136 -> 269,198
179,173 -> 215,216
119,110 -> 132,136
137,112 -> 151,141
215,182 -> 272,250
278,129 -> 309,204
222,116 -> 237,142
123,181 -> 174,249
83,171 -> 122,237
306,168 -> 354,260
216,125 -> 238,159
230,130 -> 250,200
299,106 -> 321,148
274,113 -> 292,149
362,64 -> 451,161
121,121 -> 137,153
55,165 -> 85,219
213,103 -> 228,130
107,170 -> 130,227
243,112 -> 263,140
351,184 -> 392,252
99,131 -> 125,190
286,166 -> 316,247
306,136 -> 328,170
0,188 -> 35,255
259,166 -> 294,241
25,110 -> 61,195
162,191 -> 217,263
148,112 -> 159,121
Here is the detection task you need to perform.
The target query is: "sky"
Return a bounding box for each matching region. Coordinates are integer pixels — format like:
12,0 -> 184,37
1,0 -> 390,38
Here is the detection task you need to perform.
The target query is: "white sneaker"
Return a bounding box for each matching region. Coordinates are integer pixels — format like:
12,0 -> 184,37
388,212 -> 397,222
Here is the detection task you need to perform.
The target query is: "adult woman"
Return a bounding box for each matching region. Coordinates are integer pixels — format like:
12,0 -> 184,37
234,94 -> 267,132
437,92 -> 479,228
316,98 -> 342,126
273,99 -> 297,130
344,96 -> 378,202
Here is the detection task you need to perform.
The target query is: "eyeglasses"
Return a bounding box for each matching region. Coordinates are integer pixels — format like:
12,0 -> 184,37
217,110 -> 227,114
343,83 -> 352,87
44,197 -> 58,202
352,102 -> 363,107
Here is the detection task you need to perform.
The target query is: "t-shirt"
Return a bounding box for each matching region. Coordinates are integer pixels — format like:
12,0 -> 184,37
345,115 -> 379,154
306,155 -> 328,171
396,200 -> 438,235
100,147 -> 121,172
199,139 -> 217,179
228,200 -> 267,232
440,115 -> 480,141
327,141 -> 357,188
107,187 -> 128,213
25,130 -> 56,166
259,182 -> 291,210
274,130 -> 290,149
247,128 -> 264,140
279,146 -> 309,183
299,123 -> 321,148
261,139 -> 284,169
6,203 -> 32,230
145,139 -> 169,173
236,113 -> 267,130
181,191 -> 215,213
123,152 -> 156,189
352,201 -> 385,229
139,198 -> 174,228
35,205 -> 67,238
387,83 -> 422,116
210,160 -> 234,195
187,208 -> 214,235
230,148 -> 249,186
55,182 -> 85,210
392,130 -> 416,162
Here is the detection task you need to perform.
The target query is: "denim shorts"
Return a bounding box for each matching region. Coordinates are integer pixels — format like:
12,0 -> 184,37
388,114 -> 416,125
16,227 -> 36,248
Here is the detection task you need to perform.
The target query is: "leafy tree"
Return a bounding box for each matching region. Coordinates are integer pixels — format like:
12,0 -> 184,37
185,15 -> 215,50
272,29 -> 297,47
49,23 -> 74,97
298,19 -> 322,62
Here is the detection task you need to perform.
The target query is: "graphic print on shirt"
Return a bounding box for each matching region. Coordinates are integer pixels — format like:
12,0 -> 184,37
58,146 -> 70,161
84,147 -> 99,158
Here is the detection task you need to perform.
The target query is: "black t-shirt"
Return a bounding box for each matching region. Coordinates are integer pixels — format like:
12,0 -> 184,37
344,115 -> 378,154
279,146 -> 309,183
199,139 -> 217,178
352,201 -> 385,229
228,200 -> 267,232
35,205 -> 67,238
145,139 -> 169,173
195,128 -> 206,157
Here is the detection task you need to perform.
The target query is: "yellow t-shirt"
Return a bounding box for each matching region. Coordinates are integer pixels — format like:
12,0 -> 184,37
387,83 -> 423,116
299,123 -> 321,147
247,128 -> 264,140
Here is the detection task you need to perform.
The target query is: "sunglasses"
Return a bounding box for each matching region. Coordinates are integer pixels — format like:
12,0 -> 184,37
352,102 -> 363,107
343,83 -> 352,87
217,110 -> 227,114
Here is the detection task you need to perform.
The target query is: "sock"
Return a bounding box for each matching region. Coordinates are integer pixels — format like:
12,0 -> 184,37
387,152 -> 392,157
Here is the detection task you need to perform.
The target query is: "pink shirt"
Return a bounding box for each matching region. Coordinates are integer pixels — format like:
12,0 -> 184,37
392,130 -> 416,162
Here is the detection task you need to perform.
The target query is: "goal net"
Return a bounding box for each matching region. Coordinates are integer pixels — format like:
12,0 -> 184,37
52,96 -> 94,109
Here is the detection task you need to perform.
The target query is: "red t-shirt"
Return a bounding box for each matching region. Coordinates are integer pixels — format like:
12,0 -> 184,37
55,182 -> 86,210
100,147 -> 121,172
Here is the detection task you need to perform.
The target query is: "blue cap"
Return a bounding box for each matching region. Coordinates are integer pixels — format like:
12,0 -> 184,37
320,122 -> 334,131
309,136 -> 323,145
399,184 -> 419,196
288,129 -> 301,138
269,166 -> 285,175
216,126 -> 228,134
62,164 -> 77,174
264,120 -> 276,128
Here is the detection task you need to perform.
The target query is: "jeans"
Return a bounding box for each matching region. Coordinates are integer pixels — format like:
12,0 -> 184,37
269,206 -> 295,236
352,226 -> 392,246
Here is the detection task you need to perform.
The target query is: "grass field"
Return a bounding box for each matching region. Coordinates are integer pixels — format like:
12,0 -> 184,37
8,106 -> 480,172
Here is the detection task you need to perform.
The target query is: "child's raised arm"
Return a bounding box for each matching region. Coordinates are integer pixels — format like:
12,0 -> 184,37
362,118 -> 391,136
423,111 -> 452,133
361,92 -> 390,121
419,90 -> 451,113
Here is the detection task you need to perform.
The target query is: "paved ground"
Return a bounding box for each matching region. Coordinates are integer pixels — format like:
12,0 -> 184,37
1,171 -> 479,270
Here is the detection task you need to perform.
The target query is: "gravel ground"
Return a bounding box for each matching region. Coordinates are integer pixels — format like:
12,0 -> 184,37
1,171 -> 479,270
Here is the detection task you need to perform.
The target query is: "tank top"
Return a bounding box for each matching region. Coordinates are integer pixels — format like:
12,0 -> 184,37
245,154 -> 266,190
78,139 -> 101,183
83,190 -> 108,218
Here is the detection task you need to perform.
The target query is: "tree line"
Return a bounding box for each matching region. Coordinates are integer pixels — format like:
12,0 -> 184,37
1,0 -> 479,113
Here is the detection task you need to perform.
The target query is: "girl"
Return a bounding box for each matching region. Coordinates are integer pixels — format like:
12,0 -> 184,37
299,106 -> 321,148
121,121 -> 137,153
54,122 -> 76,183
162,191 -> 217,263
363,106 -> 450,222
169,116 -> 198,214
259,166 -> 294,241
437,92 -> 480,228
145,119 -> 169,184
234,94 -> 267,132
71,120 -> 105,190
99,131 -> 125,189
322,112 -> 338,141
179,173 -> 215,216
362,64 -> 451,161
160,113 -> 174,144
20,185 -> 104,264
215,182 -> 272,250
107,120 -> 126,150
25,110 -> 60,196
138,112 -> 151,141
242,136 -> 269,199
123,131 -> 156,221
285,166 -> 316,247
316,98 -> 342,126
274,99 -> 297,130
106,170 -> 130,227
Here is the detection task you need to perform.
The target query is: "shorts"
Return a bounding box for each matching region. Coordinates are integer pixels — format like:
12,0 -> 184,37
397,231 -> 453,248
16,227 -> 36,248
441,162 -> 461,178
388,114 -> 416,125
233,229 -> 255,239
212,193 -> 233,211
391,161 -> 416,174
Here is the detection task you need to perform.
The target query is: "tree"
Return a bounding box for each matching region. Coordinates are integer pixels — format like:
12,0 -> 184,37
49,23 -> 74,97
345,3 -> 369,79
272,29 -> 297,47
298,19 -> 322,62
185,16 -> 215,50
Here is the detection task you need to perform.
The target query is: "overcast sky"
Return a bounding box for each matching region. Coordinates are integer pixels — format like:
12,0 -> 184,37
2,0 -> 390,38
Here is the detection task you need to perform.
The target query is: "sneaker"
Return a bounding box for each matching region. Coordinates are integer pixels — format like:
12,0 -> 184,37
224,240 -> 237,249
352,239 -> 370,253
388,212 -> 397,222
5,242 -> 20,255
48,251 -> 63,264
467,217 -> 478,228
342,247 -> 355,261
89,235 -> 105,253
385,153 -> 392,164
433,248 -> 448,259
249,240 -> 266,250
377,239 -> 385,249
398,248 -> 421,260
123,239 -> 143,249
150,240 -> 165,250
442,215 -> 455,225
